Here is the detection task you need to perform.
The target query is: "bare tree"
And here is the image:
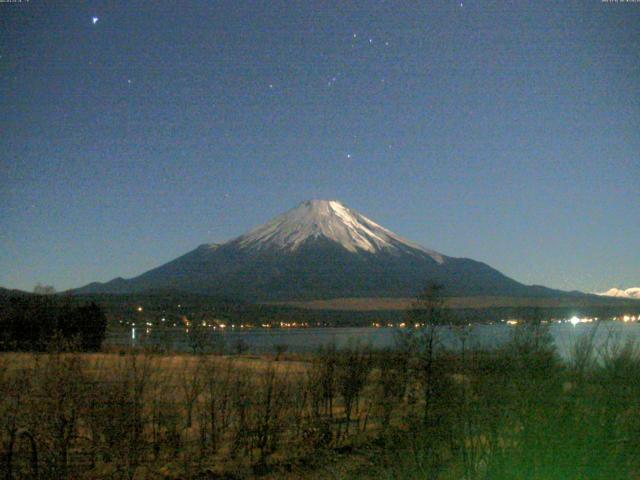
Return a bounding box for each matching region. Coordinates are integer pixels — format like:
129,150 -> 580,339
179,357 -> 204,428
404,283 -> 450,428
33,284 -> 56,295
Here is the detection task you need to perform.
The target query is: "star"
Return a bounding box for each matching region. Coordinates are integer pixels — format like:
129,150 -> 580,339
347,154 -> 352,159
92,16 -> 99,25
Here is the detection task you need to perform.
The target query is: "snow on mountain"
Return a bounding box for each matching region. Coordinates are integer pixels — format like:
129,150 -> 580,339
235,199 -> 445,263
627,288 -> 640,298
596,287 -> 640,299
597,288 -> 628,297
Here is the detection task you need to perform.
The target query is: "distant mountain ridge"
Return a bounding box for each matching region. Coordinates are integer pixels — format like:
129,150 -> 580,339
73,200 -> 591,302
597,288 -> 640,299
0,287 -> 33,299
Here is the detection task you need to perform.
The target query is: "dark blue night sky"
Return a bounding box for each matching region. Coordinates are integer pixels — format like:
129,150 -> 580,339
1,1 -> 638,293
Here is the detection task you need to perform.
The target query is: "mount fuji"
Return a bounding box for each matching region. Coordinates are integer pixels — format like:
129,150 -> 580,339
74,200 -> 577,301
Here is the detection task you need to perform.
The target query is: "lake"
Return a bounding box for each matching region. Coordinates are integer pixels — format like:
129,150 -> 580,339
106,320 -> 640,359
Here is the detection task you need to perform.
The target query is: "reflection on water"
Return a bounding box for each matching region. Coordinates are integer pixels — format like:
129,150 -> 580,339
106,321 -> 640,359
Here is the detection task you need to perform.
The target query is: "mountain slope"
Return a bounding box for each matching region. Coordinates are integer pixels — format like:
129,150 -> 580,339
73,200 -> 580,301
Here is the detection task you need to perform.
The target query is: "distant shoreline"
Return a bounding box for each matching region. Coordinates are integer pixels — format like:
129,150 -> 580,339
266,295 -> 640,311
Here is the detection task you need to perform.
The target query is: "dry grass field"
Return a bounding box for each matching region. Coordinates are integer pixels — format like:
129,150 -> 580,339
3,323 -> 640,479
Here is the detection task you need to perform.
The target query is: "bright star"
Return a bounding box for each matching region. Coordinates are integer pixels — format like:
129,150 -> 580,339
92,17 -> 99,25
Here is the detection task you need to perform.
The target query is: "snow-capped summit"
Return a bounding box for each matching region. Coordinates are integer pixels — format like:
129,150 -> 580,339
235,200 -> 445,262
597,287 -> 640,299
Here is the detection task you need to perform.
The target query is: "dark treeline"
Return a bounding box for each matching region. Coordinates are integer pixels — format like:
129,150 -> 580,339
0,295 -> 107,351
449,304 -> 638,323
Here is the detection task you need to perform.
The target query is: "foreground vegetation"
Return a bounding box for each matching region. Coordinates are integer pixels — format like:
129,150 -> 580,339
2,319 -> 640,479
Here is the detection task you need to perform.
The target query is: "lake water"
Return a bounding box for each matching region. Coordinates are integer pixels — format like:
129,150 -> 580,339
106,321 -> 640,359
